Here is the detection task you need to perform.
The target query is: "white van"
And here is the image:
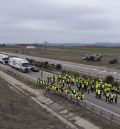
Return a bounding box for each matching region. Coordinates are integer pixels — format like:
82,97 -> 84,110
9,57 -> 31,73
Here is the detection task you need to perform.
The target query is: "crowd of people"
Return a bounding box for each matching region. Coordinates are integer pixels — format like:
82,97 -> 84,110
37,73 -> 118,104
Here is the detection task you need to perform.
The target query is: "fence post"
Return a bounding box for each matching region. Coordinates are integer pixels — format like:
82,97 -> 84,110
111,114 -> 114,125
100,109 -> 103,120
83,101 -> 86,107
91,105 -> 94,111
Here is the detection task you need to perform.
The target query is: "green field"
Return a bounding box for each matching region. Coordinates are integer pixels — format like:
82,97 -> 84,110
0,46 -> 120,68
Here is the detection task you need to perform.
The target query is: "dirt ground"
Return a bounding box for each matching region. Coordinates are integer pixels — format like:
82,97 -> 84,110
1,67 -> 119,129
0,46 -> 120,69
0,77 -> 69,129
45,92 -> 120,129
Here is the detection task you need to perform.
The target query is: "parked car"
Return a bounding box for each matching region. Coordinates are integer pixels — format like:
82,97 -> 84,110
82,54 -> 102,62
109,58 -> 118,64
30,65 -> 39,72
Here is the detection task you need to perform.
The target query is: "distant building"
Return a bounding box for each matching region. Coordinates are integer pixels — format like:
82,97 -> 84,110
26,45 -> 36,49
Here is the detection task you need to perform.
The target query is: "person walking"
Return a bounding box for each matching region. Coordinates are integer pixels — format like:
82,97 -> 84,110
109,93 -> 113,104
81,93 -> 84,101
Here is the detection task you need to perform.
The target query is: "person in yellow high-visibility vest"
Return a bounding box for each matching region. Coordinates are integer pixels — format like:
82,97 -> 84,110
97,89 -> 101,99
81,93 -> 84,101
110,93 -> 113,104
106,92 -> 109,102
37,78 -> 40,84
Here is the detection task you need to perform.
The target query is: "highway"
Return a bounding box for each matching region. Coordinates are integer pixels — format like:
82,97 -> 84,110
27,71 -> 120,115
1,62 -> 120,116
0,51 -> 120,114
1,51 -> 120,81
29,72 -> 120,115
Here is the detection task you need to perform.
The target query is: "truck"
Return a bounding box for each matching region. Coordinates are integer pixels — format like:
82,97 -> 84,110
0,54 -> 9,64
9,57 -> 31,73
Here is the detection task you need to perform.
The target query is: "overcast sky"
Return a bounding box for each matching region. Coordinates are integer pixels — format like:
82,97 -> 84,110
0,0 -> 120,43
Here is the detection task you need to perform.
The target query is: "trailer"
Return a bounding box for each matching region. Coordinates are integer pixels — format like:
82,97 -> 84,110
9,57 -> 31,73
0,54 -> 9,64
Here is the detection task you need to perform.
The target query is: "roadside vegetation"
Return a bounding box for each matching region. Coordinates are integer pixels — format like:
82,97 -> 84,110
27,58 -> 62,71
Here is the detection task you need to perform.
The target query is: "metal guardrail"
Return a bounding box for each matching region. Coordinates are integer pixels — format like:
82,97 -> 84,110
82,100 -> 120,125
0,65 -> 120,126
53,92 -> 120,126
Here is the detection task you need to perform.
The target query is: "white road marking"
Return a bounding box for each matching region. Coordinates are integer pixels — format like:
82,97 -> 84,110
92,69 -> 97,71
98,70 -> 106,73
116,73 -> 120,76
64,63 -> 100,71
108,72 -> 118,75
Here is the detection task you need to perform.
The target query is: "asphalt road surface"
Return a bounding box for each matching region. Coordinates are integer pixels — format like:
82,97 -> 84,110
1,51 -> 120,81
26,71 -> 120,115
0,52 -> 120,115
